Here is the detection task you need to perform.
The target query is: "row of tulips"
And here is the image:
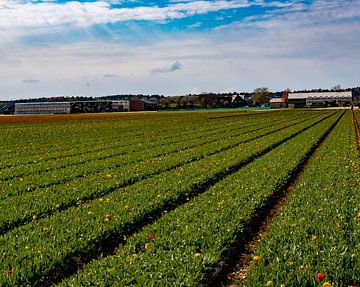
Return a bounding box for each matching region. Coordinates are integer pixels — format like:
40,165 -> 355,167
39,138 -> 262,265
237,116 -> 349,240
0,111 -> 251,171
0,110 -> 321,199
353,109 -> 360,150
0,110 -> 312,182
0,111 -> 249,168
0,111 -> 329,235
245,111 -> 359,286
0,110 -> 288,165
0,110 -> 311,175
0,111 -> 339,286
54,110 -> 343,286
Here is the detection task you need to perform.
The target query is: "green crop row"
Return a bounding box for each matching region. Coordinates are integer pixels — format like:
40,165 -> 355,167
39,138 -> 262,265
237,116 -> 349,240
0,110 -> 274,160
0,112 -> 329,234
0,110 -> 319,199
0,112 -> 217,166
0,110 -> 310,181
244,111 -> 359,286
0,112 -> 339,286
55,110 -> 343,286
0,112 -> 237,168
0,118 -> 243,179
353,109 -> 360,150
0,110 -> 303,171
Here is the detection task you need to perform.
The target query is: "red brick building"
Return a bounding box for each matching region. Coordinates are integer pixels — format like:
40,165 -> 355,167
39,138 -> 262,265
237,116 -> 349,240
130,97 -> 158,111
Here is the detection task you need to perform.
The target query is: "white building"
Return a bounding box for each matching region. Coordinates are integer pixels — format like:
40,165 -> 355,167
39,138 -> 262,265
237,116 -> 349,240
15,102 -> 71,114
112,100 -> 130,112
288,91 -> 352,108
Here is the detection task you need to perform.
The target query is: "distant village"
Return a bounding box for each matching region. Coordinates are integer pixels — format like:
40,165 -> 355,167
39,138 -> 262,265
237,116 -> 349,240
1,86 -> 360,115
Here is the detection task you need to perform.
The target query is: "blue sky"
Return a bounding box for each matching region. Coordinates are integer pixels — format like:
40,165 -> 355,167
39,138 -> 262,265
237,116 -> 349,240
0,0 -> 359,100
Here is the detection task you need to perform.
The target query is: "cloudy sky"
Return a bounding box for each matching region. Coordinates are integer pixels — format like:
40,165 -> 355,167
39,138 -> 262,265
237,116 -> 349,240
0,0 -> 359,100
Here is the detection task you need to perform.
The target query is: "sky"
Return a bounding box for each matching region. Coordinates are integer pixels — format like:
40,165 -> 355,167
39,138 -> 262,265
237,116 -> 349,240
0,0 -> 359,100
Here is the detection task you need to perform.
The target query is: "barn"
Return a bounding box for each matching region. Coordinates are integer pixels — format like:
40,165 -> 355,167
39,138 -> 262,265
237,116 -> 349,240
130,97 -> 157,111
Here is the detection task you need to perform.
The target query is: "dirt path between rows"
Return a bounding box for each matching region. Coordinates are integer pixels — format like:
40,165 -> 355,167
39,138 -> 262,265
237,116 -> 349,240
352,110 -> 360,151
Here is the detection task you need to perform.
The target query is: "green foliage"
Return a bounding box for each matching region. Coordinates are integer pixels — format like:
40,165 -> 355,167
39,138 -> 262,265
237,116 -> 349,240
245,112 -> 360,286
252,87 -> 270,106
57,112 -> 342,286
0,110 -> 356,286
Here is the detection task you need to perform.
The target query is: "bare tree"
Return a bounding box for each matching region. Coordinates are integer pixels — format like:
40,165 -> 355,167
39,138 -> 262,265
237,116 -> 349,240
281,88 -> 291,101
252,87 -> 270,106
331,85 -> 341,91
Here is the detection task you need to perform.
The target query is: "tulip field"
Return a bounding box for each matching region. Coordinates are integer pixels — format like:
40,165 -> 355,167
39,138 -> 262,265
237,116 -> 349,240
0,109 -> 359,286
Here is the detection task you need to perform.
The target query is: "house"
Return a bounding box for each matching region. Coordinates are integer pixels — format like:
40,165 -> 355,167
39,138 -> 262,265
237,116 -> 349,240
270,98 -> 287,108
231,94 -> 247,107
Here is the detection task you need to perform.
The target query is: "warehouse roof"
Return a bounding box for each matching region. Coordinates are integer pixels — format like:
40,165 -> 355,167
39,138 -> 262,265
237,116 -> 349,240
15,102 -> 70,105
288,91 -> 352,99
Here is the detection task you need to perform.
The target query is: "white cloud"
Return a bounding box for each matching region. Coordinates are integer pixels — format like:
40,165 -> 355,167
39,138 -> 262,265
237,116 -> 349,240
188,22 -> 202,28
0,0 -> 308,48
1,19 -> 357,100
22,79 -> 39,84
213,0 -> 360,59
0,0 -> 262,46
102,74 -> 121,78
225,0 -> 360,29
0,0 -> 359,100
151,60 -> 182,74
0,0 -> 250,31
0,0 -> 296,38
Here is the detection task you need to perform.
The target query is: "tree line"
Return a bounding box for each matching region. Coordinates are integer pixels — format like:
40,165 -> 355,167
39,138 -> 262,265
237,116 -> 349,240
2,86 -> 359,113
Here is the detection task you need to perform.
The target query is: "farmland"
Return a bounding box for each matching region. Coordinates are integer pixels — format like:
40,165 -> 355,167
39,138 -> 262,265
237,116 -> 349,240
0,109 -> 359,287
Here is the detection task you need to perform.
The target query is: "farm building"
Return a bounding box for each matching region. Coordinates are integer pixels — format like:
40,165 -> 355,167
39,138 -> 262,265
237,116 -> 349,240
112,100 -> 130,112
0,102 -> 14,114
14,100 -> 133,114
15,102 -> 71,114
288,91 -> 352,108
270,98 -> 287,108
130,97 -> 158,111
70,101 -> 114,113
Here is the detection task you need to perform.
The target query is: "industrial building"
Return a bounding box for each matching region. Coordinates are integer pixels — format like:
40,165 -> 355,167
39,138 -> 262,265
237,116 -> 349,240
288,91 -> 352,108
112,100 -> 130,112
130,97 -> 157,111
15,102 -> 71,114
70,101 -> 113,113
13,98 -> 156,114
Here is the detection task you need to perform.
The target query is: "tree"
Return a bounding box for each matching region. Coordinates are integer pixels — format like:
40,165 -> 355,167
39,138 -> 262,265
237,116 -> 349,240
281,88 -> 291,102
331,84 -> 341,91
200,93 -> 217,108
252,87 -> 270,106
159,98 -> 169,108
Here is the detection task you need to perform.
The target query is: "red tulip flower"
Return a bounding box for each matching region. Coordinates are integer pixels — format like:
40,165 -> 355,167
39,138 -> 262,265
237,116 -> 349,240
316,273 -> 326,282
78,199 -> 86,205
3,270 -> 12,275
147,235 -> 155,241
